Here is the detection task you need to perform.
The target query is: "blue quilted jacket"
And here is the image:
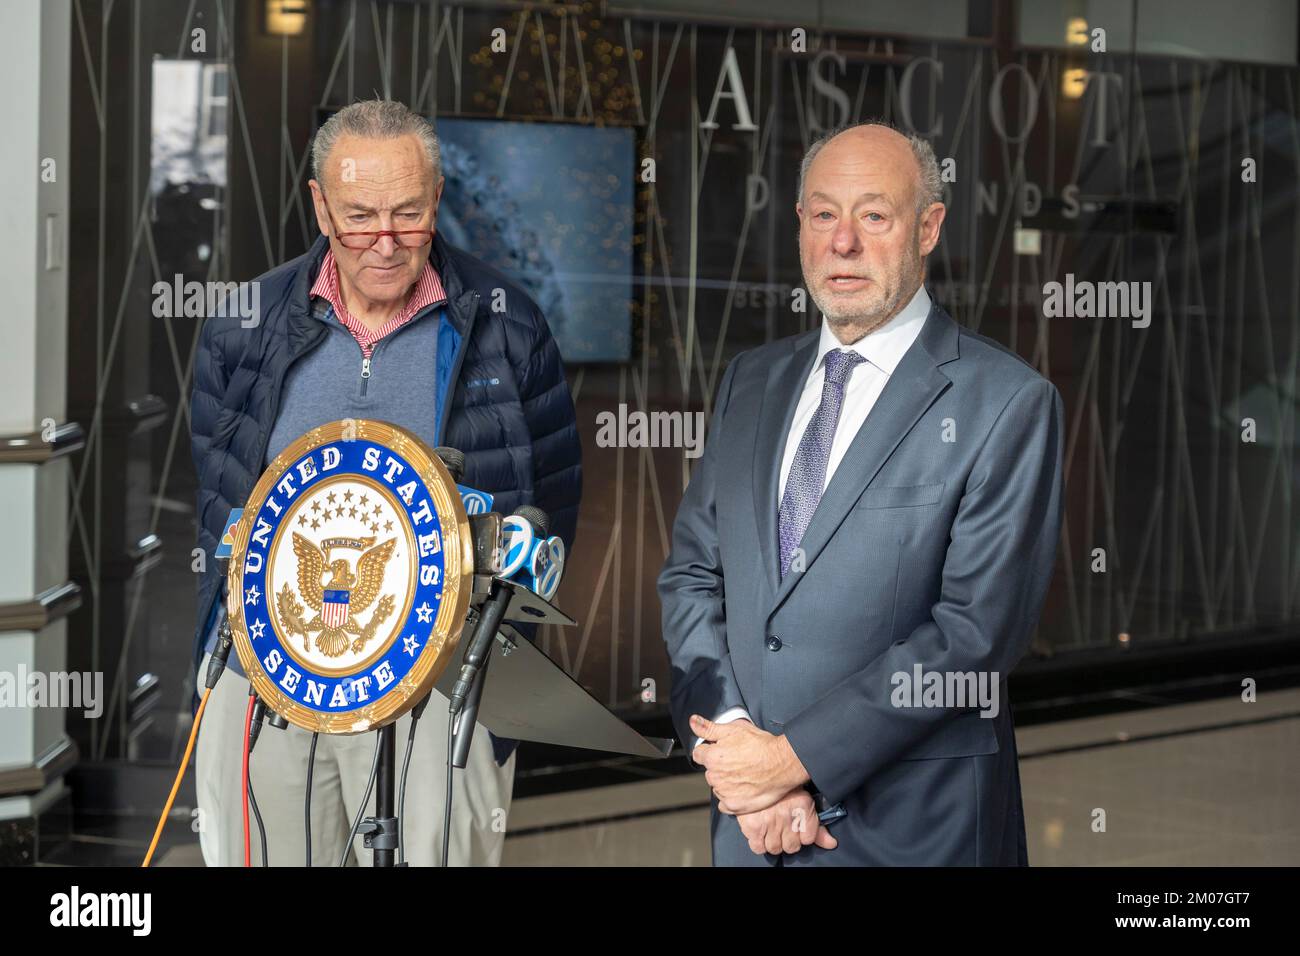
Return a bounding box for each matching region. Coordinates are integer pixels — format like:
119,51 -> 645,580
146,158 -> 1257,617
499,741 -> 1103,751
190,232 -> 583,764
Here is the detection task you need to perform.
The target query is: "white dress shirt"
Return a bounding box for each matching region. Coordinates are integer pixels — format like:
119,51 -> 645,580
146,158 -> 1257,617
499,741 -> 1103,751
692,284 -> 931,755
778,283 -> 931,500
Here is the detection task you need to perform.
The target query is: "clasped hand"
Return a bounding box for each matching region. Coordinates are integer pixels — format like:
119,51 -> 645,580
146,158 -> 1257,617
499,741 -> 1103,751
689,714 -> 837,856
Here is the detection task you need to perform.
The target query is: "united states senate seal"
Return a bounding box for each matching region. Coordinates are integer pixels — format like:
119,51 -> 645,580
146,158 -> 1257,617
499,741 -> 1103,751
225,419 -> 473,733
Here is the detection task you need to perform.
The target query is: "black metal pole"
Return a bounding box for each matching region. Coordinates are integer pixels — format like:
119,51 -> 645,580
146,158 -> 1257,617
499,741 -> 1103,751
373,723 -> 397,867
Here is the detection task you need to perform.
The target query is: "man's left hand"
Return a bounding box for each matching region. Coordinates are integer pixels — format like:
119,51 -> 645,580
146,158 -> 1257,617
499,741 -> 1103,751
689,714 -> 810,814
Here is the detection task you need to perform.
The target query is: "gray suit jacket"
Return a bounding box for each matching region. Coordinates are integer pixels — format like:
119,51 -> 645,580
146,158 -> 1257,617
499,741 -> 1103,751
658,299 -> 1064,866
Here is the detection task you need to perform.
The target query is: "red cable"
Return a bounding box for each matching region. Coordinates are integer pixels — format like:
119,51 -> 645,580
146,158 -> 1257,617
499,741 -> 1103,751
242,694 -> 254,867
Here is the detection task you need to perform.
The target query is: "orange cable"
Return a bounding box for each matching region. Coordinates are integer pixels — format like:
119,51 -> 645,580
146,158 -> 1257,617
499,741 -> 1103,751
142,687 -> 211,867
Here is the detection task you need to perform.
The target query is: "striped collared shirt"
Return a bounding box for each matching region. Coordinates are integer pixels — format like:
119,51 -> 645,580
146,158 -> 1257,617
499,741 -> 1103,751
309,249 -> 446,357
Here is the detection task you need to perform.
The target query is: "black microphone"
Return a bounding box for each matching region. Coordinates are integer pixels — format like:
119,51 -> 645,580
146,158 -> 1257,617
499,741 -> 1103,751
515,505 -> 549,537
448,506 -> 551,716
434,446 -> 465,482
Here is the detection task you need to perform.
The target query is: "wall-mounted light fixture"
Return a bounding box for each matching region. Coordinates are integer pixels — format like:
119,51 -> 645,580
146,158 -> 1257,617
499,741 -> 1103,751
265,0 -> 308,36
1066,16 -> 1089,46
1062,68 -> 1089,100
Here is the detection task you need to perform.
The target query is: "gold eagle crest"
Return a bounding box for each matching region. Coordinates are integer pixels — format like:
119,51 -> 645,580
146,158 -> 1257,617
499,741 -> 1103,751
275,532 -> 397,657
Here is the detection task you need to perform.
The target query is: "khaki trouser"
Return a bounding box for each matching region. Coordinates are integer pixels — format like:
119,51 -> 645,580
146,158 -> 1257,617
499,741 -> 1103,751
194,653 -> 516,866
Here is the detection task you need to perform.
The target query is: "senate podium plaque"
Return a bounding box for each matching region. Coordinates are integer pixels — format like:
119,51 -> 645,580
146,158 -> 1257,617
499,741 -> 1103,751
225,419 -> 473,734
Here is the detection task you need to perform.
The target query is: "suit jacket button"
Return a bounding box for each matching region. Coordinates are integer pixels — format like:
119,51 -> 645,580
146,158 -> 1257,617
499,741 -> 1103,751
766,635 -> 782,652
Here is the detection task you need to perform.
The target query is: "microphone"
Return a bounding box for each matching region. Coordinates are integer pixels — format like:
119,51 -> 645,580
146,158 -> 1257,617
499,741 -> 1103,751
514,505 -> 549,537
499,507 -> 548,577
433,446 -> 465,482
524,534 -> 566,601
437,446 -> 498,517
501,506 -> 565,600
447,506 -> 552,716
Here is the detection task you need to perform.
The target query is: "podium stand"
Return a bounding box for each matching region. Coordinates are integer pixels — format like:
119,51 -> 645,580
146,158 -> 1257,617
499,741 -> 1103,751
437,577 -> 674,760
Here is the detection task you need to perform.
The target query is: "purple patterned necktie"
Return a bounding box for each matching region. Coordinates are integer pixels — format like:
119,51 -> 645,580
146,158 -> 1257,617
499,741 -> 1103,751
778,349 -> 865,577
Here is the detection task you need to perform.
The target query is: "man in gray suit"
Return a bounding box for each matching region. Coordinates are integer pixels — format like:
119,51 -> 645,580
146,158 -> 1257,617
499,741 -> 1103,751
658,122 -> 1065,866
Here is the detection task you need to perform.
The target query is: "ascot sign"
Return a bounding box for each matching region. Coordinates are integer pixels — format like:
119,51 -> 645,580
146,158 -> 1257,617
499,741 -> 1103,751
703,47 -> 1125,149
226,420 -> 473,734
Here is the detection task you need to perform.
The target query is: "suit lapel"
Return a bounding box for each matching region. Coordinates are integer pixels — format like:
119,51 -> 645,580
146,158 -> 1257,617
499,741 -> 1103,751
765,302 -> 961,619
752,330 -> 820,596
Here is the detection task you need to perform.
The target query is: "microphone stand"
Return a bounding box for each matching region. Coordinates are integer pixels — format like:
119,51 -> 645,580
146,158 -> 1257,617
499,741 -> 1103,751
359,727 -> 399,866
450,645 -> 491,769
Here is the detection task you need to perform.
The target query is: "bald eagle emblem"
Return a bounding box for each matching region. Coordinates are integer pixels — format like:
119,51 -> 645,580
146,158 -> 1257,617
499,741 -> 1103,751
276,533 -> 397,658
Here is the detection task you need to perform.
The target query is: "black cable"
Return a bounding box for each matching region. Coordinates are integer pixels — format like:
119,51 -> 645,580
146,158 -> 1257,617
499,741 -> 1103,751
397,692 -> 433,865
339,730 -> 382,868
397,718 -> 419,865
442,714 -> 455,867
246,728 -> 268,867
305,732 -> 319,867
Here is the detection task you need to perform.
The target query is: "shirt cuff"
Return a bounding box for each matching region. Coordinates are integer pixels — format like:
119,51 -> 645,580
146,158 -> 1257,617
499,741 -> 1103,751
691,706 -> 753,753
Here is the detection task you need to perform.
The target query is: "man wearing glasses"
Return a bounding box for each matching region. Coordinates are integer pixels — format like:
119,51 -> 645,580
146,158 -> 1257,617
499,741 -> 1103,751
189,100 -> 582,866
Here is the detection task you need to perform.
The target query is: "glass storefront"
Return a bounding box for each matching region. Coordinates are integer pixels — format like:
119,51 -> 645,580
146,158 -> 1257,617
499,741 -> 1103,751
63,0 -> 1300,767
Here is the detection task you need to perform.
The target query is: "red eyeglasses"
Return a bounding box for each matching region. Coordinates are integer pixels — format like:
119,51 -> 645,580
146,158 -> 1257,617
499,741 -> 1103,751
321,194 -> 434,250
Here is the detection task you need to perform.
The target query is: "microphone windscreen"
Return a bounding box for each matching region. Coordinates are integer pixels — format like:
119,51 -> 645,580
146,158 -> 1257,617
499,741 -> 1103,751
434,446 -> 465,481
515,504 -> 550,537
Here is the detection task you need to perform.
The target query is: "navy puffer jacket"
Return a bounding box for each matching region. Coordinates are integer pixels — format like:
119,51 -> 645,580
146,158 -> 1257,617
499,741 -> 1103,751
190,232 -> 583,763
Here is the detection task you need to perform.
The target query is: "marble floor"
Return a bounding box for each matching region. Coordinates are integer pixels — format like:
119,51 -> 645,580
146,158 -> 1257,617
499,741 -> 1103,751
498,688 -> 1300,866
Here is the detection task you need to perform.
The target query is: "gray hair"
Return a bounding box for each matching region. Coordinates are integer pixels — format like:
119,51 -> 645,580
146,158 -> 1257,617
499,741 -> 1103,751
311,99 -> 442,184
797,120 -> 943,214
